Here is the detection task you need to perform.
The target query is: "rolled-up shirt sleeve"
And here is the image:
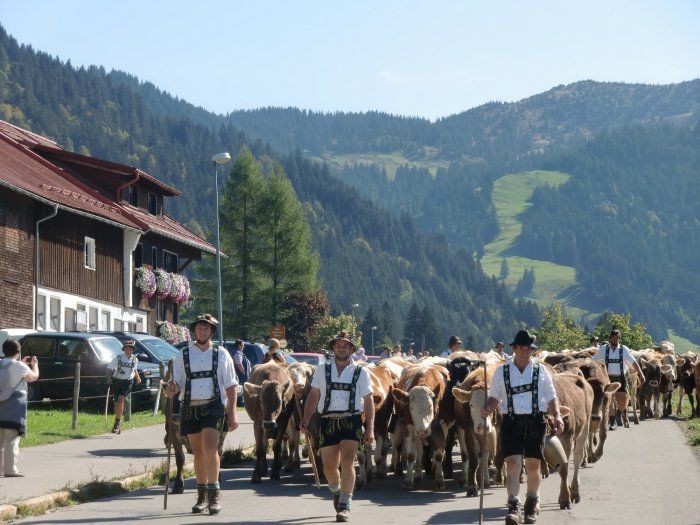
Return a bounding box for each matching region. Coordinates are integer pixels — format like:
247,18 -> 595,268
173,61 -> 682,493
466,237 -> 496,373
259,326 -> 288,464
107,356 -> 118,371
538,366 -> 558,404
172,352 -> 186,402
488,366 -> 506,403
219,350 -> 238,390
622,347 -> 637,368
357,368 -> 373,398
311,365 -> 324,389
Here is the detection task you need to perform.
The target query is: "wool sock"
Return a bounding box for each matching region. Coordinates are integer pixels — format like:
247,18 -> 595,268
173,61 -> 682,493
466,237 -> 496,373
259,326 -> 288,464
339,492 -> 352,506
206,482 -> 220,490
328,483 -> 340,494
197,483 -> 206,491
526,490 -> 539,499
507,495 -> 520,505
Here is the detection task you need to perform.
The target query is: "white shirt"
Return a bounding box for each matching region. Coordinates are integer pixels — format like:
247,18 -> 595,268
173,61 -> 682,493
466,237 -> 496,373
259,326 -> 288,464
440,349 -> 452,357
311,360 -> 373,413
592,344 -> 636,376
0,359 -> 31,401
108,353 -> 138,380
172,343 -> 237,406
488,361 -> 557,414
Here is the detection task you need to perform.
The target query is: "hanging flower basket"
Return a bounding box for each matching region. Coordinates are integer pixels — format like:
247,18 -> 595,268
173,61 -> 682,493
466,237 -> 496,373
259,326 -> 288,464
169,273 -> 191,305
157,321 -> 191,344
134,267 -> 157,298
155,268 -> 172,300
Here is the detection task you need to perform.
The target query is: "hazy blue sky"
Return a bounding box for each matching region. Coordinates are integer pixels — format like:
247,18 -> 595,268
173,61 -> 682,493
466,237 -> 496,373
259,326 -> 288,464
2,1 -> 698,119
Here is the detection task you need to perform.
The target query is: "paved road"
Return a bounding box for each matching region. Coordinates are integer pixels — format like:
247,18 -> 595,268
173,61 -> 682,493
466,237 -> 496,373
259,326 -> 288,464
18,418 -> 700,524
0,413 -> 256,505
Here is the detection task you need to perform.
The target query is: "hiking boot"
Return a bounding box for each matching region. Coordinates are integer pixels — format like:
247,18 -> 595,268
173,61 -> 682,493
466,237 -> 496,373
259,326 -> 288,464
523,496 -> 539,524
505,498 -> 520,525
333,492 -> 341,512
111,420 -> 121,434
615,411 -> 623,427
336,503 -> 351,522
207,488 -> 221,515
608,417 -> 617,431
191,486 -> 208,513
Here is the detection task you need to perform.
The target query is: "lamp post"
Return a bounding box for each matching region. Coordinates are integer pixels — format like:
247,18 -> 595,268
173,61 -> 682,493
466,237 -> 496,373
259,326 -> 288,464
212,152 -> 231,344
351,303 -> 359,338
371,326 -> 377,356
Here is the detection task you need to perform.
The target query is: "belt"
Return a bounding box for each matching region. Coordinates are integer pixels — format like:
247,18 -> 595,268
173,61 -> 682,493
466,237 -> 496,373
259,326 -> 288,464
321,411 -> 360,419
189,398 -> 215,407
507,412 -> 544,422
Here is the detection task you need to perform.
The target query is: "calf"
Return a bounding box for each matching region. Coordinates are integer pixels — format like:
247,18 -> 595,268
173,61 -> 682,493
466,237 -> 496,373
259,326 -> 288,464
286,362 -> 315,473
676,353 -> 696,417
550,372 -> 593,509
391,363 -> 448,488
243,362 -> 295,483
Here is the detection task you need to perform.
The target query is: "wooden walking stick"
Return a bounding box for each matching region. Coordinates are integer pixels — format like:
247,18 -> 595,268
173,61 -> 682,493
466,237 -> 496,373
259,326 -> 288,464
294,396 -> 320,488
104,385 -> 110,420
478,360 -> 488,525
164,395 -> 173,510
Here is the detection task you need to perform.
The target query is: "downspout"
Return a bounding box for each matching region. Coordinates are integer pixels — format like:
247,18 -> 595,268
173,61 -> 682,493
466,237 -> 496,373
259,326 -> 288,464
34,204 -> 59,329
116,169 -> 140,202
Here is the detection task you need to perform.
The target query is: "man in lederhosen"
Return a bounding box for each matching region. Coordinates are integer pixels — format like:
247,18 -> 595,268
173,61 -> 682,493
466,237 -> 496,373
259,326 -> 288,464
166,314 -> 239,515
300,331 -> 374,522
107,339 -> 141,434
481,330 -> 564,525
592,329 -> 645,430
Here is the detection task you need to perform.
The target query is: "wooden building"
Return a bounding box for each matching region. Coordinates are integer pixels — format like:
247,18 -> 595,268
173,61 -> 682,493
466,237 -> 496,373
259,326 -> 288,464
0,120 -> 215,336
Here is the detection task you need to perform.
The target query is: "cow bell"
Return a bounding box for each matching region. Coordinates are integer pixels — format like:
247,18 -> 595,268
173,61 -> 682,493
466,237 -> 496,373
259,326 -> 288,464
544,434 -> 567,471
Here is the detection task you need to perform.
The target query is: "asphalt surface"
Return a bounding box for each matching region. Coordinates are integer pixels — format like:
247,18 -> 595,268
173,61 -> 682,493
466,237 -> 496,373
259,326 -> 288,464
15,417 -> 700,524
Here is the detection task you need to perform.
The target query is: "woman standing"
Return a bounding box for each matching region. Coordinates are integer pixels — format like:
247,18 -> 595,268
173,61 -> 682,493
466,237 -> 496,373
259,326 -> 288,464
107,339 -> 141,434
0,339 -> 39,477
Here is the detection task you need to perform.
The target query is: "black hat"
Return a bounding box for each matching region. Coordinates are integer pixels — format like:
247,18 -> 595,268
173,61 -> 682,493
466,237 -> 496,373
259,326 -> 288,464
610,329 -> 621,338
189,313 -> 219,333
509,330 -> 536,349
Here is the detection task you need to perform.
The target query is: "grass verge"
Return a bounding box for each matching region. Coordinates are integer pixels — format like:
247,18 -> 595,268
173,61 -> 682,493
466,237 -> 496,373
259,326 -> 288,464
23,406 -> 165,447
672,389 -> 699,447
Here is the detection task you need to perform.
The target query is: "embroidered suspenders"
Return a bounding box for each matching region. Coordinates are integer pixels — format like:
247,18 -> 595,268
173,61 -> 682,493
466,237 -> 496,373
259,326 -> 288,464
322,362 -> 363,415
182,346 -> 220,410
605,345 -> 627,390
117,355 -> 135,376
503,362 -> 540,416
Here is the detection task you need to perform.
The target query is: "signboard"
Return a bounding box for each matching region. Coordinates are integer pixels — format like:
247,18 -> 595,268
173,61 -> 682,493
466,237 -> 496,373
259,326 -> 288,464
269,324 -> 285,339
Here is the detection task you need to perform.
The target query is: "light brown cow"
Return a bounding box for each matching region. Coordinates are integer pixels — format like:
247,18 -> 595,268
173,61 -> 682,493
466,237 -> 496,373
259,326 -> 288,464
550,372 -> 593,509
676,352 -> 696,416
391,363 -> 448,488
243,362 -> 294,483
286,362 -> 316,473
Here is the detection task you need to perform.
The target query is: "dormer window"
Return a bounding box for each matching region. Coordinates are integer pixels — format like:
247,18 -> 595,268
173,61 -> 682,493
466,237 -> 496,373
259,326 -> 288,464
128,185 -> 138,207
148,192 -> 158,215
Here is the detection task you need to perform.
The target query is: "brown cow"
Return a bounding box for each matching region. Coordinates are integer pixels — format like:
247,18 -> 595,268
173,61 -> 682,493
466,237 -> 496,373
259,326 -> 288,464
695,359 -> 700,418
452,360 -> 502,497
243,362 -> 295,483
356,363 -> 394,488
286,362 -> 316,473
660,354 -> 685,418
676,353 -> 696,416
550,372 -> 593,509
638,355 -> 673,420
391,363 -> 448,488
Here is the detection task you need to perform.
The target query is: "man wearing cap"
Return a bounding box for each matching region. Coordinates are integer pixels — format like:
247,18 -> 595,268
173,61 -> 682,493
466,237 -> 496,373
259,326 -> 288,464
263,338 -> 286,364
300,331 -> 374,522
592,329 -> 645,430
107,339 -> 141,435
481,330 -> 563,524
441,335 -> 462,357
166,314 -> 238,515
495,341 -> 509,359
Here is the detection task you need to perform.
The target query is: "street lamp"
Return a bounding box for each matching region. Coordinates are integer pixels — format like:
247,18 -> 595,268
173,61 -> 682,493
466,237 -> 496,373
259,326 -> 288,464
212,152 -> 231,345
371,326 -> 377,355
351,303 -> 359,338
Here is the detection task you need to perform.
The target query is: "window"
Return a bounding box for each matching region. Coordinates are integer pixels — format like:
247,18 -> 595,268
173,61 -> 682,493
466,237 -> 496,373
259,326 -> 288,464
22,338 -> 56,358
49,297 -> 61,331
156,298 -> 166,321
136,317 -> 145,333
76,304 -> 87,331
84,237 -> 96,270
163,251 -> 178,273
99,310 -> 111,331
148,192 -> 158,215
89,307 -> 99,331
64,308 -> 76,331
36,294 -> 47,330
113,318 -> 123,331
152,247 -> 158,268
134,244 -> 143,268
57,339 -> 87,359
128,185 -> 138,207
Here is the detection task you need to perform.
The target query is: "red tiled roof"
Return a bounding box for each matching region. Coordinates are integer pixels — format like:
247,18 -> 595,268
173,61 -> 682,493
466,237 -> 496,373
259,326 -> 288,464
0,120 -> 60,149
125,206 -> 216,254
0,132 -> 145,230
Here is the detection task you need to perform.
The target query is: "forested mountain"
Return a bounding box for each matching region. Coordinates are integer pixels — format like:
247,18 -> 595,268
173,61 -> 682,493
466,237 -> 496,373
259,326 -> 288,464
0,25 -> 536,346
518,123 -> 700,341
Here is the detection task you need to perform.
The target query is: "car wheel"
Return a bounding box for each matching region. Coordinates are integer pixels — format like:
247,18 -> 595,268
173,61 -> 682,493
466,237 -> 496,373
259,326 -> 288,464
27,382 -> 42,403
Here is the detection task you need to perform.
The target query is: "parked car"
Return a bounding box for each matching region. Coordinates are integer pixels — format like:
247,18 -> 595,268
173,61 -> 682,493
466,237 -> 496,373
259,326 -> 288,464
173,339 -> 296,366
0,328 -> 36,355
366,355 -> 381,364
289,352 -> 325,366
92,331 -> 179,367
18,332 -> 161,405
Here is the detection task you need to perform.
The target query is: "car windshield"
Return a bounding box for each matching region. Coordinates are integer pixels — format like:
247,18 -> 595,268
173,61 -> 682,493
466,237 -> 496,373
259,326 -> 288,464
91,337 -> 124,361
292,354 -> 322,365
139,337 -> 179,361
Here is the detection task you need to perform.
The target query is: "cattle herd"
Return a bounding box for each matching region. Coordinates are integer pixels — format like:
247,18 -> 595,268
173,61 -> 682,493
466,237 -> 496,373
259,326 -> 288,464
167,346 -> 700,513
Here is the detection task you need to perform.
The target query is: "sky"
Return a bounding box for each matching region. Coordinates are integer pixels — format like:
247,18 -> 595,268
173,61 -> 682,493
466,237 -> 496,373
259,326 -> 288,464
1,1 -> 699,119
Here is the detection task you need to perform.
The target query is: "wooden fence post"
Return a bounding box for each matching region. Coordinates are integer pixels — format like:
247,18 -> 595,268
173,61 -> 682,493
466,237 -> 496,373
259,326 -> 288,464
153,361 -> 164,416
71,362 -> 81,430
125,392 -> 132,422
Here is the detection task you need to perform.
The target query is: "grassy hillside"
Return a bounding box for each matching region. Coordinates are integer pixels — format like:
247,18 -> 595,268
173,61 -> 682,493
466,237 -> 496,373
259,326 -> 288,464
481,170 -> 600,326
312,148 -> 456,179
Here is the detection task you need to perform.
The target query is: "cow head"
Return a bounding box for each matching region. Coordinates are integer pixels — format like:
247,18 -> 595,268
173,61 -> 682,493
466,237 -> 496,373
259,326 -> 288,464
244,379 -> 291,434
578,361 -> 619,428
640,357 -> 662,389
393,386 -> 436,438
452,386 -> 493,436
288,362 -> 314,398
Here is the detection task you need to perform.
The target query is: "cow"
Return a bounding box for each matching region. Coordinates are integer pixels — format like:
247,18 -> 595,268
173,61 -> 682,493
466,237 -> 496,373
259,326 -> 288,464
243,362 -> 295,483
286,362 -> 316,473
638,355 -> 673,420
356,363 -> 394,488
452,360 -> 503,497
554,359 -> 619,463
391,362 -> 448,488
660,354 -> 685,418
695,359 -> 700,418
544,353 -> 574,367
161,360 -> 226,494
676,353 -> 696,417
549,372 -> 593,509
622,368 -> 642,426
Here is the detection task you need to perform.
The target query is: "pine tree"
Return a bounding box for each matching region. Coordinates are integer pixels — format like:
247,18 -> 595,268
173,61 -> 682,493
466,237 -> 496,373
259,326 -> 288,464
380,300 -> 398,343
421,304 -> 441,352
500,258 -> 510,280
403,300 -> 421,347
